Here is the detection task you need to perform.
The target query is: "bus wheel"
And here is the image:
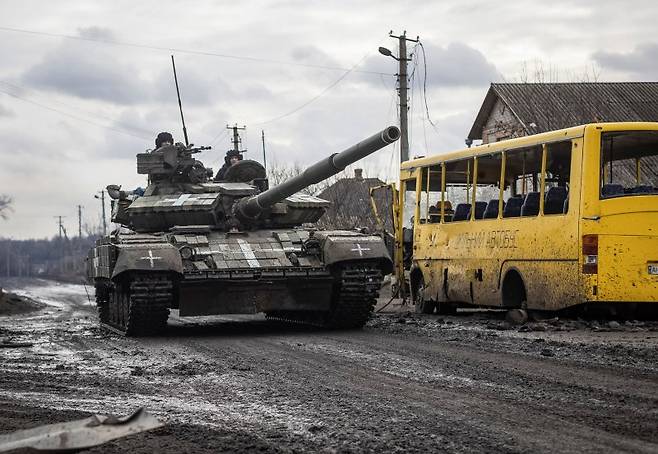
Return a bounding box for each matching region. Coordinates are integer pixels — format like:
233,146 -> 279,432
502,270 -> 527,309
436,301 -> 457,315
412,274 -> 435,314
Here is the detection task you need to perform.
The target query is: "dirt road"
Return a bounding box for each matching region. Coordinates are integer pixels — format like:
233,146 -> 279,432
1,279 -> 657,453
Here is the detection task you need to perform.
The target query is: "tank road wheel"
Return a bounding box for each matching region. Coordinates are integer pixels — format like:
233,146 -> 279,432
94,283 -> 110,325
104,273 -> 172,336
323,263 -> 383,329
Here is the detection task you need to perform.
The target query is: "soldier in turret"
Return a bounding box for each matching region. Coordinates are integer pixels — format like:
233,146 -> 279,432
214,149 -> 243,181
154,132 -> 174,150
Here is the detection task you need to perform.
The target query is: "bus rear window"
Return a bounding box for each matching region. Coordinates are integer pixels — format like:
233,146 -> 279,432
601,131 -> 658,198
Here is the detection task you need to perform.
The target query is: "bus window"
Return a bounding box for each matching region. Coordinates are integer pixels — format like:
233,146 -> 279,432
474,153 -> 503,220
403,179 -> 417,228
445,158 -> 474,222
543,141 -> 572,214
503,145 -> 542,217
418,165 -> 443,224
600,131 -> 658,198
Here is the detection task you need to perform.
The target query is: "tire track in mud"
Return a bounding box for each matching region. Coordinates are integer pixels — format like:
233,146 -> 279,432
188,333 -> 658,453
2,280 -> 657,453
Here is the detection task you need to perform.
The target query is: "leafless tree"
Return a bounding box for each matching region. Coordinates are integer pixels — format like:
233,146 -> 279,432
266,162 -> 388,232
0,195 -> 12,220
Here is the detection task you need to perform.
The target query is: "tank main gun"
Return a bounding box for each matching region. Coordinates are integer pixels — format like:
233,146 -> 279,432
235,126 -> 400,221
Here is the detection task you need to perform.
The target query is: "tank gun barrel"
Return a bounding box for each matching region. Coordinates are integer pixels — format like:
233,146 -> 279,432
237,126 -> 400,220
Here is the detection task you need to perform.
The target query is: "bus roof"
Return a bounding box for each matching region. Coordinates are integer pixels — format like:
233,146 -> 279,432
400,122 -> 658,170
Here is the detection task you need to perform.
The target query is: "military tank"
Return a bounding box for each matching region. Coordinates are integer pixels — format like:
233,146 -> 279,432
87,126 -> 400,335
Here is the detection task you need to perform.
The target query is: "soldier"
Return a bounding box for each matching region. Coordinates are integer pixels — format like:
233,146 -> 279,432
154,132 -> 174,150
214,149 -> 243,181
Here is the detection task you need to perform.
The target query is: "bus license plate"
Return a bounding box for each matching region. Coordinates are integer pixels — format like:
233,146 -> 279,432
649,264 -> 658,275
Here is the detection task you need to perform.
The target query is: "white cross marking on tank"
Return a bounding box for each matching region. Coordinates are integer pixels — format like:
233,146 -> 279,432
155,194 -> 201,206
140,250 -> 163,268
172,194 -> 199,206
155,197 -> 179,205
351,244 -> 371,256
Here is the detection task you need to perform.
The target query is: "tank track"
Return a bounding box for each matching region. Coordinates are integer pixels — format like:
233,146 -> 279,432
101,274 -> 172,336
95,284 -> 110,325
266,263 -> 382,329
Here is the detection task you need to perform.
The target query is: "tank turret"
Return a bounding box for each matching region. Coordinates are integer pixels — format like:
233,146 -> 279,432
109,126 -> 400,233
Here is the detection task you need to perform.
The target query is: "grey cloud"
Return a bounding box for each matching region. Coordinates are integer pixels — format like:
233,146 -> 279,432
290,45 -> 341,68
416,42 -> 500,87
153,66 -> 243,107
359,41 -> 499,88
76,26 -> 116,41
0,103 -> 13,117
593,43 -> 658,79
21,29 -> 151,105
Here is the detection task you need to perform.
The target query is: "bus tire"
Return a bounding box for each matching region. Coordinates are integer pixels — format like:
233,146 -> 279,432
436,301 -> 457,315
502,270 -> 527,309
411,271 -> 435,314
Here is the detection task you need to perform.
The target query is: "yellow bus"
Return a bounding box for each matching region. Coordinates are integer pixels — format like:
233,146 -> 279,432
396,122 -> 658,317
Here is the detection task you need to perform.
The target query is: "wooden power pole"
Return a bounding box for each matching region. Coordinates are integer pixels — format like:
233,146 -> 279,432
382,31 -> 419,163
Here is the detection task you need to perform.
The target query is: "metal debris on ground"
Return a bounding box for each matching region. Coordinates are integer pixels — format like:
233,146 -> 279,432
0,407 -> 162,452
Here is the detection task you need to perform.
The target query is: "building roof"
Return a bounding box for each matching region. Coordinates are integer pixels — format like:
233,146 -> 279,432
468,82 -> 658,140
316,172 -> 390,231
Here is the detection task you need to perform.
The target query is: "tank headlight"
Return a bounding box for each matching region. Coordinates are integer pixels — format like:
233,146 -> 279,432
179,246 -> 193,260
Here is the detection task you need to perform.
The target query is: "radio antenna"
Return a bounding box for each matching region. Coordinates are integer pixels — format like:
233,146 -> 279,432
171,55 -> 189,146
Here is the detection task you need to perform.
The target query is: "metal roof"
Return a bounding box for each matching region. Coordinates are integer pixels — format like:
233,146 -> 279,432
468,82 -> 658,140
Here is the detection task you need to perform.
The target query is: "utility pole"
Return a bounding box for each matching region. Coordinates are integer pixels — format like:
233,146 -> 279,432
379,31 -> 419,163
95,191 -> 107,235
77,205 -> 83,238
227,124 -> 246,153
54,216 -> 66,240
261,130 -> 267,172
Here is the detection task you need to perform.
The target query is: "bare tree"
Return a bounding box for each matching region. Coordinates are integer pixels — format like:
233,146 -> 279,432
0,195 -> 12,220
267,162 -> 346,196
266,162 -> 388,231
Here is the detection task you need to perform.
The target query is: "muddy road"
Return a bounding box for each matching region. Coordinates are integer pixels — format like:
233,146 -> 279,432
1,279 -> 657,453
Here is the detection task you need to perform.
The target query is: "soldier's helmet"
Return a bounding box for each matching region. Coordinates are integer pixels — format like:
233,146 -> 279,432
155,132 -> 174,149
225,149 -> 243,164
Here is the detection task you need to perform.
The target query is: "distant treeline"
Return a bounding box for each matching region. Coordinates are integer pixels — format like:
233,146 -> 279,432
0,236 -> 98,282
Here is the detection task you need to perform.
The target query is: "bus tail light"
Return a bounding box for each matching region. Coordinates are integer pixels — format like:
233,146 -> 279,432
582,234 -> 598,274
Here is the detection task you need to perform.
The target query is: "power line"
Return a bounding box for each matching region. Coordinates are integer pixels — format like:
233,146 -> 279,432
254,52 -> 372,126
418,42 -> 439,130
0,86 -> 150,140
0,25 -> 393,77
0,79 -> 153,138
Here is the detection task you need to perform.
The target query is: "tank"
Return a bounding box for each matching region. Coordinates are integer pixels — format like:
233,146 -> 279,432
87,126 -> 400,335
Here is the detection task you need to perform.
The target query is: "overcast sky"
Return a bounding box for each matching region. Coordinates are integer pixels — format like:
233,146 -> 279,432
0,0 -> 656,239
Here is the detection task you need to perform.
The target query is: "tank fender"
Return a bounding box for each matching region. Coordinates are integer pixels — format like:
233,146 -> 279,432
111,244 -> 183,279
321,234 -> 393,274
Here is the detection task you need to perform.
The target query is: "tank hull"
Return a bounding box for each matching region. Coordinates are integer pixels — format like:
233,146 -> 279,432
88,227 -> 391,335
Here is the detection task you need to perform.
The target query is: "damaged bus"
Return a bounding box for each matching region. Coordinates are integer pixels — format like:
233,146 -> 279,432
393,122 -> 658,317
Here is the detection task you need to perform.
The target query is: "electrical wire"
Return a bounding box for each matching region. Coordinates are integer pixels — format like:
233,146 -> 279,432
411,46 -> 430,154
253,52 -> 374,126
0,79 -> 153,138
408,44 -> 419,157
0,86 -> 150,140
418,42 -> 439,130
0,25 -> 393,77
